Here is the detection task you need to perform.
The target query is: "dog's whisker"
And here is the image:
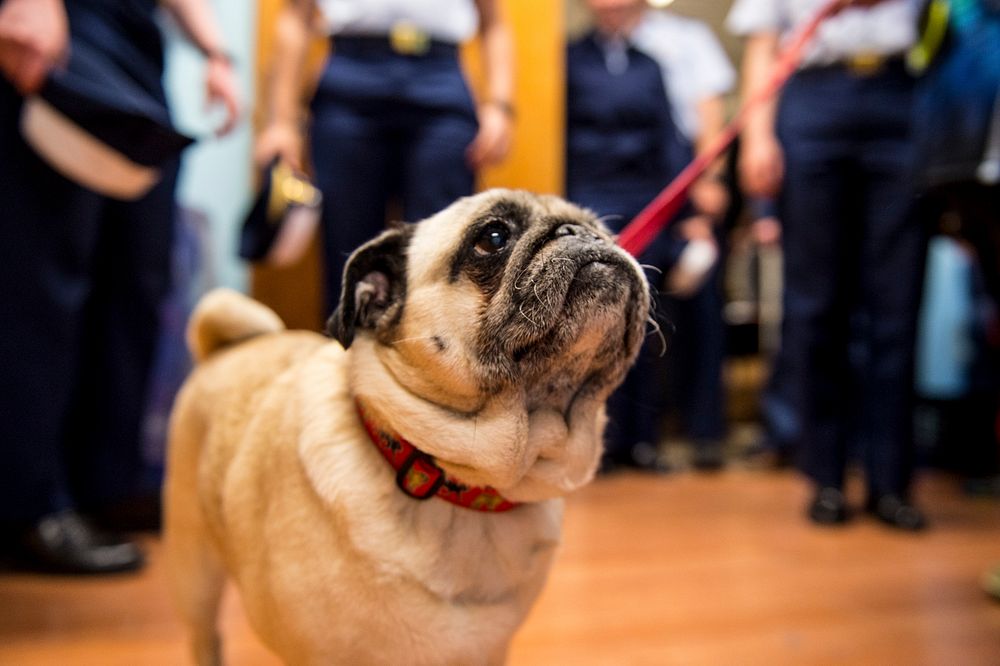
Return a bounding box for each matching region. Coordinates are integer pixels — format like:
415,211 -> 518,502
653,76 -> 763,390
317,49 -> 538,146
513,266 -> 534,291
646,317 -> 668,356
639,263 -> 662,275
533,283 -> 545,305
518,304 -> 539,327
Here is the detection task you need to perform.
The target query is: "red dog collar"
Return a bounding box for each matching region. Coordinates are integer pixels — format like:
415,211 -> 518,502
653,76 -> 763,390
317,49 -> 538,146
356,401 -> 520,513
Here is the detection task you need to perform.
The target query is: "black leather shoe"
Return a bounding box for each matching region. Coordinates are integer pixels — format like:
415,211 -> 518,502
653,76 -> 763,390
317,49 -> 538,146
10,510 -> 145,574
808,487 -> 849,525
867,494 -> 927,531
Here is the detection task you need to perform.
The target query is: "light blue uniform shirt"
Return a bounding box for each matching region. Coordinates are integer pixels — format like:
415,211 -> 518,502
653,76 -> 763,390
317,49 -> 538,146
631,11 -> 736,141
318,0 -> 479,43
726,0 -> 919,67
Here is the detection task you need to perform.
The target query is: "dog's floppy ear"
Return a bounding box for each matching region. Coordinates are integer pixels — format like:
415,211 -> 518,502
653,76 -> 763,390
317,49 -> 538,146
326,227 -> 410,348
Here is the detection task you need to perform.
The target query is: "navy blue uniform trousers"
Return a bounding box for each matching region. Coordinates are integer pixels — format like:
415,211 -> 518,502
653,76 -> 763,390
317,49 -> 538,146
776,62 -> 926,497
310,39 -> 478,313
566,33 -> 726,458
0,0 -> 176,526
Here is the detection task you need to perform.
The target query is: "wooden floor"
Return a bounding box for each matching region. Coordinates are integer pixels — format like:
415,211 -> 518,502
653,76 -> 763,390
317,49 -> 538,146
1,469 -> 998,665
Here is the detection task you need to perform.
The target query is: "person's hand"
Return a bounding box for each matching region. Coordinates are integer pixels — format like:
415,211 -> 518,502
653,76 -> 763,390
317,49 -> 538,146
205,54 -> 241,136
466,101 -> 513,169
678,214 -> 717,243
739,131 -> 784,198
689,175 -> 729,219
752,216 -> 782,246
254,121 -> 303,171
0,0 -> 68,94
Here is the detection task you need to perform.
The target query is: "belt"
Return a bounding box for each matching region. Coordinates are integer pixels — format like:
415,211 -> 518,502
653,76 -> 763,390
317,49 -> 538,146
807,53 -> 907,78
334,24 -> 458,58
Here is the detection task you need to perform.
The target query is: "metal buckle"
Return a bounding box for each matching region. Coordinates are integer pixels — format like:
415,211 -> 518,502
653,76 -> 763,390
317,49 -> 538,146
846,52 -> 886,76
266,162 -> 322,223
395,449 -> 445,500
389,21 -> 430,56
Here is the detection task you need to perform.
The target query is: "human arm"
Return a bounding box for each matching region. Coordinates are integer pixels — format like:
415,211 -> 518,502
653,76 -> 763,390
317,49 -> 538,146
466,0 -> 515,169
0,0 -> 67,94
737,30 -> 783,198
254,0 -> 313,169
689,93 -> 731,218
748,197 -> 781,245
160,0 -> 242,136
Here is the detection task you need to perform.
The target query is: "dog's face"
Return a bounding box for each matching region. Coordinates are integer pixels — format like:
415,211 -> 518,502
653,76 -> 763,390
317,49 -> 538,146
328,189 -> 649,495
330,189 -> 649,408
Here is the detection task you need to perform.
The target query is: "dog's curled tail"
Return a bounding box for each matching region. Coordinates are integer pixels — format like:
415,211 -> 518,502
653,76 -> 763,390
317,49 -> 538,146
187,288 -> 285,363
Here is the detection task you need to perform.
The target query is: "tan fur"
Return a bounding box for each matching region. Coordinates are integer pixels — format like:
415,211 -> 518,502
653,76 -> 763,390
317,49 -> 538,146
186,288 -> 285,362
164,190 -> 649,665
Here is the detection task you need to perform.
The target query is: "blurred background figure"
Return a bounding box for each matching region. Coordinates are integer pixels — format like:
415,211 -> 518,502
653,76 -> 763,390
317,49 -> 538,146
728,0 -> 929,530
906,0 -> 999,594
910,0 -> 999,490
0,0 -> 240,574
256,0 -> 515,314
741,196 -> 800,470
632,1 -> 738,471
565,0 -> 734,472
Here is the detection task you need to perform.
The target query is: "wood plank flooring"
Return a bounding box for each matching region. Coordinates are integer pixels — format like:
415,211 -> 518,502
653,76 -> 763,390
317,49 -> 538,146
1,469 -> 998,665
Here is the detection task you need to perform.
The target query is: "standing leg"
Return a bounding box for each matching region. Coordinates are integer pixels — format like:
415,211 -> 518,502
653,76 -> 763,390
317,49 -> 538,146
0,79 -> 104,528
777,74 -> 861,521
0,79 -> 143,573
399,108 -> 477,222
310,100 -> 394,315
855,78 -> 927,522
64,160 -> 180,515
163,394 -> 226,666
664,245 -> 728,469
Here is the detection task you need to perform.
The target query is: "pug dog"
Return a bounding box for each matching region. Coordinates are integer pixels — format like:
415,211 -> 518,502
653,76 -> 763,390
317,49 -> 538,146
163,189 -> 651,665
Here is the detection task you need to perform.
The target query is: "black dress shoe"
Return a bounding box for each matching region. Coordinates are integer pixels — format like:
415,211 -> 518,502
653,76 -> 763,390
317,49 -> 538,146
808,487 -> 849,525
10,510 -> 145,574
867,494 -> 927,531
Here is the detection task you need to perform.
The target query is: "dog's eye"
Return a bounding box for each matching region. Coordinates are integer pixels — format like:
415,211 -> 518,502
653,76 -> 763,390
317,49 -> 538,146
474,224 -> 510,255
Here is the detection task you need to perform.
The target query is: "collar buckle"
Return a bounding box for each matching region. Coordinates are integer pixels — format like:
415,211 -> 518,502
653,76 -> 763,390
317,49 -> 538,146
396,449 -> 445,500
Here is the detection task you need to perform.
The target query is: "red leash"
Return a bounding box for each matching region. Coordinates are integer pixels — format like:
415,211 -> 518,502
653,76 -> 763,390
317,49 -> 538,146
616,0 -> 850,257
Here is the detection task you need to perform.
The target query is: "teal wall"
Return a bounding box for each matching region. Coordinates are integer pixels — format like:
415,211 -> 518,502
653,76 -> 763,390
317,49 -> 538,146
162,1 -> 256,291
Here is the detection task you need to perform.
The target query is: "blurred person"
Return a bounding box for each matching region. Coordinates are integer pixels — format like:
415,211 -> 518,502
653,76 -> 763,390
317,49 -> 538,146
908,0 -> 999,584
742,196 -> 801,470
911,0 -> 999,343
631,3 -> 738,471
566,0 -> 732,472
0,0 -> 240,574
256,0 -> 514,312
727,0 -> 929,529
